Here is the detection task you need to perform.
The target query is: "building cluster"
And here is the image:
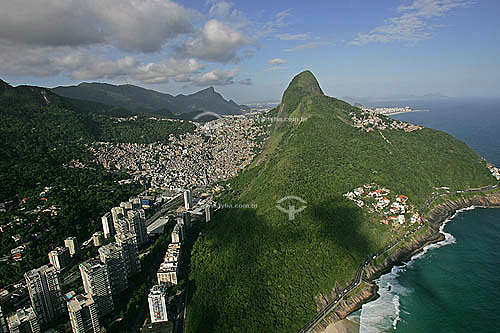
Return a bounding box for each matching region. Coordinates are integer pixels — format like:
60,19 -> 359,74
344,183 -> 421,226
88,115 -> 266,191
2,177 -> 217,332
147,187 -> 208,325
349,110 -> 423,133
148,218 -> 186,324
2,196 -> 150,332
2,115 -> 236,331
488,164 -> 500,181
156,217 -> 185,288
360,105 -> 413,115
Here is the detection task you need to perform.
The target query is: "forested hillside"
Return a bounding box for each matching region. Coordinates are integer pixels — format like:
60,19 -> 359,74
185,71 -> 497,332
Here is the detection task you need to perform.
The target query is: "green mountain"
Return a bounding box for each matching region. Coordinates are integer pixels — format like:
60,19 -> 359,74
0,79 -> 194,201
185,71 -> 496,331
52,82 -> 247,117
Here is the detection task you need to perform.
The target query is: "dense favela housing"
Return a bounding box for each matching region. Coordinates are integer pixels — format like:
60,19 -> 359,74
89,116 -> 267,191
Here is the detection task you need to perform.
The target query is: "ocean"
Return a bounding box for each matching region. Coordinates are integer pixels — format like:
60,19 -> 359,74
350,98 -> 500,332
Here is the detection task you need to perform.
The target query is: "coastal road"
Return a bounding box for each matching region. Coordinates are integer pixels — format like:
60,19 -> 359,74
297,182 -> 499,333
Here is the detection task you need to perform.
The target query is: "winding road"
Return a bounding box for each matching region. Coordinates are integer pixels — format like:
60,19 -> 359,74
297,183 -> 498,333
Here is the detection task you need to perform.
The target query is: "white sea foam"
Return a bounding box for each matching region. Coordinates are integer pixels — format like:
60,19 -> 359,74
359,206 -> 476,332
392,295 -> 400,330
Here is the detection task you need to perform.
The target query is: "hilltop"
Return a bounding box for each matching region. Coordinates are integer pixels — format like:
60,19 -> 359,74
52,82 -> 247,117
185,71 -> 497,331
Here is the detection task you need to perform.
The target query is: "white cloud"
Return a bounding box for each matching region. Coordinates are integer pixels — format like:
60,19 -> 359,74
351,0 -> 474,45
275,33 -> 311,41
207,0 -> 249,28
67,56 -> 204,84
0,42 -> 64,77
265,66 -> 288,72
268,58 -> 287,65
284,41 -> 332,52
93,0 -> 193,52
0,0 -> 193,53
0,0 -> 297,88
192,67 -> 245,86
0,41 -> 205,84
69,56 -> 139,81
135,59 -> 204,84
175,19 -> 250,63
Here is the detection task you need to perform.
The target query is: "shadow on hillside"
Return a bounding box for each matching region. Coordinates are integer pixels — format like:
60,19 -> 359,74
311,197 -> 373,261
186,197 -> 372,332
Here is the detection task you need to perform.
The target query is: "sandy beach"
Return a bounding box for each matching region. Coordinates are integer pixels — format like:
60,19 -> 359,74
322,319 -> 360,333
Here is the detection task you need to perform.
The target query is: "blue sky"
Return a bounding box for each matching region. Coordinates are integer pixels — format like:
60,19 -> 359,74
1,0 -> 499,103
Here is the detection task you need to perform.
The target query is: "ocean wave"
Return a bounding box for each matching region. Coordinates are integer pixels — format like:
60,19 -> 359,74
359,205 -> 476,332
392,295 -> 400,330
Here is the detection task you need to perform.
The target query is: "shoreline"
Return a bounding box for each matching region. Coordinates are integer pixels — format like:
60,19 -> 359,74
384,109 -> 430,116
314,191 -> 500,332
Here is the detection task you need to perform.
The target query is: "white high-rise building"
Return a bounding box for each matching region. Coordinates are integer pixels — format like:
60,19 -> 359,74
92,232 -> 104,247
98,243 -> 128,295
79,259 -> 114,317
205,205 -> 213,223
115,232 -> 140,277
127,209 -> 147,246
157,262 -> 178,286
101,212 -> 114,239
110,207 -> 125,226
6,307 -> 40,333
64,237 -> 79,257
171,222 -> 184,244
25,265 -> 65,325
148,285 -> 169,323
67,294 -> 100,333
120,201 -> 132,210
113,217 -> 129,236
183,188 -> 192,210
48,246 -> 70,271
129,197 -> 142,209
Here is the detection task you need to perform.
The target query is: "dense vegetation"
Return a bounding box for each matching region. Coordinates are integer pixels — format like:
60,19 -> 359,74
185,71 -> 497,331
0,80 -> 193,286
0,80 -> 194,201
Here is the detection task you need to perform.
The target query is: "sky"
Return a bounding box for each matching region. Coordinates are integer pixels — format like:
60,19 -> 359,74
0,0 -> 499,103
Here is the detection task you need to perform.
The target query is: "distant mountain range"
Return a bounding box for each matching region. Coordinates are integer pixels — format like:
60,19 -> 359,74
52,82 -> 247,118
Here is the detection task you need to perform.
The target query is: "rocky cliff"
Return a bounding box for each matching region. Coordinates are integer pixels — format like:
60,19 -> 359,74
314,191 -> 500,331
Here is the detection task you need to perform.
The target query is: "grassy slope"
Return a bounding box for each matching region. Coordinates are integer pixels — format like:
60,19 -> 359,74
185,72 -> 496,332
